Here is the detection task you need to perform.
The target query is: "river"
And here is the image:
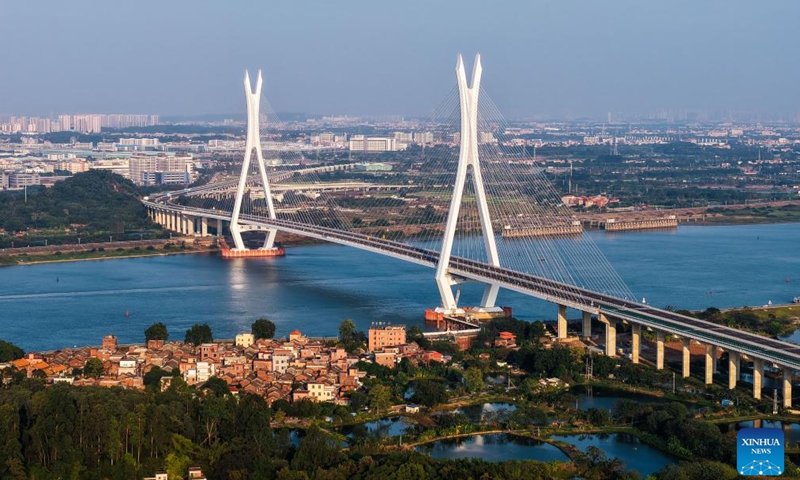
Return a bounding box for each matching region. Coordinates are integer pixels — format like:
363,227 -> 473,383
1,223 -> 798,351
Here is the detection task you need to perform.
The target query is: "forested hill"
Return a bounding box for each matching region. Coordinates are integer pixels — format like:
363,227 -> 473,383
0,170 -> 155,233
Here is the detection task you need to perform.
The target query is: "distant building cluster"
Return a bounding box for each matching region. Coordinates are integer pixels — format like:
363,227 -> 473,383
0,150 -> 195,190
3,325 -> 457,407
561,194 -> 618,209
0,114 -> 159,134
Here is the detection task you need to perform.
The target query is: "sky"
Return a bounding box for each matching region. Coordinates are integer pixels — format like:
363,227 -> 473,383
2,0 -> 799,119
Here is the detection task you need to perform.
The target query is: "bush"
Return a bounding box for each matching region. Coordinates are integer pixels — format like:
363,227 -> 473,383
146,245 -> 155,251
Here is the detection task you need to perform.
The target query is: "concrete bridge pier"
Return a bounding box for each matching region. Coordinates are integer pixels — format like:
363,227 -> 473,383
682,338 -> 691,378
705,344 -> 714,385
784,367 -> 793,408
656,331 -> 665,370
631,323 -> 641,364
216,219 -> 223,237
557,304 -> 567,339
599,313 -> 616,357
728,351 -> 740,390
753,358 -> 763,400
712,346 -> 718,373
582,311 -> 591,338
201,217 -> 208,236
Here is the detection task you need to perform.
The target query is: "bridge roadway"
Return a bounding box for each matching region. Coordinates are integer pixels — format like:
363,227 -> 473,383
144,199 -> 800,372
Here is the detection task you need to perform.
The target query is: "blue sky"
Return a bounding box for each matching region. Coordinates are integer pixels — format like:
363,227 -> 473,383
2,0 -> 799,118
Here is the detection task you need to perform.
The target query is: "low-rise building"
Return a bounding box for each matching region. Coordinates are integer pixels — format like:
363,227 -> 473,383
368,324 -> 406,352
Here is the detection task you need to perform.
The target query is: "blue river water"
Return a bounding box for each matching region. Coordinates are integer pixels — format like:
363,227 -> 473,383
0,223 -> 798,351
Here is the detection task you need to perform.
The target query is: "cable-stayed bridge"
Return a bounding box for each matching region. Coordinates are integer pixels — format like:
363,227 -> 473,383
143,55 -> 800,407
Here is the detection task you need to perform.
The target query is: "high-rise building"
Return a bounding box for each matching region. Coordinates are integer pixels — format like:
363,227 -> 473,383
128,154 -> 193,186
58,114 -> 72,131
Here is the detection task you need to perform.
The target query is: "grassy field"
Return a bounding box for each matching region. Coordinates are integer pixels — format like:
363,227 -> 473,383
0,244 -> 214,266
748,304 -> 800,320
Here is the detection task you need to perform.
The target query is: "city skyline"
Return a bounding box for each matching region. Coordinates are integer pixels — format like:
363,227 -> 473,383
1,1 -> 799,119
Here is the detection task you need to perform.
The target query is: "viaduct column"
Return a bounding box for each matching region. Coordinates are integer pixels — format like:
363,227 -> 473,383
682,338 -> 691,378
216,219 -> 223,237
753,358 -> 763,400
582,311 -> 592,338
599,313 -> 616,357
201,217 -> 208,237
712,346 -> 718,373
728,351 -> 740,390
557,305 -> 568,339
784,367 -> 793,409
656,331 -> 665,370
631,324 -> 640,364
705,344 -> 714,385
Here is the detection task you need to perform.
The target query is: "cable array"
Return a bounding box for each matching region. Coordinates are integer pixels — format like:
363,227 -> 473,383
181,73 -> 636,303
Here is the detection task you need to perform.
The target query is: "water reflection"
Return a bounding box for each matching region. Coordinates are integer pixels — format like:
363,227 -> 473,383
341,417 -> 412,440
719,420 -> 800,446
419,433 -> 568,463
454,402 -> 517,423
552,433 -> 676,477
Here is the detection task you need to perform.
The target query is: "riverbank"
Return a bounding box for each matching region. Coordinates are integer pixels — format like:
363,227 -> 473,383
579,200 -> 800,229
0,237 -> 217,267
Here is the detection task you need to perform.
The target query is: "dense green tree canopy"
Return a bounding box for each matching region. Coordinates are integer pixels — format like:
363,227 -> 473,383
0,339 -> 24,362
83,358 -> 104,378
0,170 -> 156,233
252,318 -> 277,340
185,323 -> 213,346
144,322 -> 169,342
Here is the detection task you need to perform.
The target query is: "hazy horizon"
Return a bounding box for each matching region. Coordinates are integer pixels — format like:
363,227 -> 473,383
2,0 -> 799,119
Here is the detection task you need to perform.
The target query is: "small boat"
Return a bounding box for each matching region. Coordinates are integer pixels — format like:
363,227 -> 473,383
793,296 -> 800,305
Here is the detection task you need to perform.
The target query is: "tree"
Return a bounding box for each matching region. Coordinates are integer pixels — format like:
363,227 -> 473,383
339,319 -> 357,343
0,339 -> 24,362
185,323 -> 213,346
412,379 -> 448,407
143,366 -> 170,390
463,367 -> 484,393
202,376 -> 231,397
367,385 -> 391,413
291,426 -> 345,473
84,358 -> 104,378
349,391 -> 368,411
339,319 -> 365,354
252,318 -> 277,340
144,322 -> 169,342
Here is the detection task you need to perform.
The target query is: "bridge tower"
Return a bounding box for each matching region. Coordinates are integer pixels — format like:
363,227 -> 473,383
229,70 -> 279,252
434,54 -> 502,314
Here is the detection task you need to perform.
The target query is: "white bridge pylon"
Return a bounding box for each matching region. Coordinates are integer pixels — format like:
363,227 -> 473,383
434,54 -> 502,314
229,70 -> 279,251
